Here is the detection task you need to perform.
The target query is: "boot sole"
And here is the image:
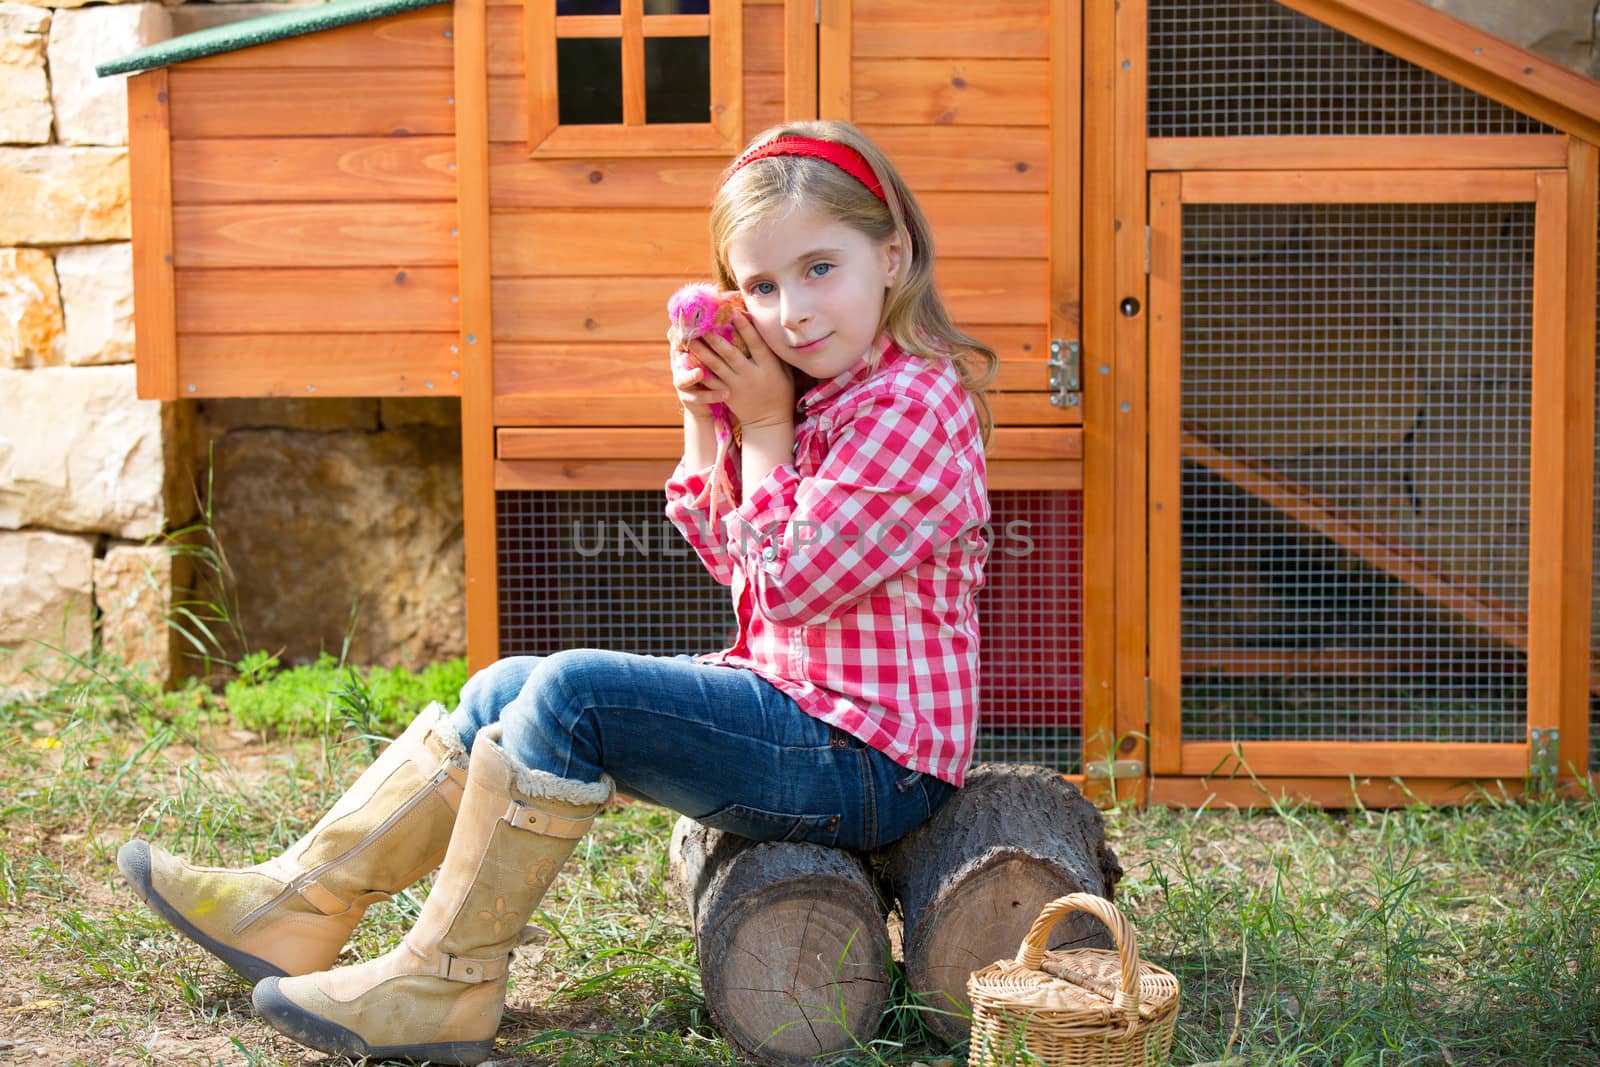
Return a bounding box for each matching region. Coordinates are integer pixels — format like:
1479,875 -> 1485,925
252,977 -> 496,1065
117,840 -> 287,986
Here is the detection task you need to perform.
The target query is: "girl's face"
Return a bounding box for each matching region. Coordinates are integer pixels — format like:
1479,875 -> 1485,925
723,206 -> 902,383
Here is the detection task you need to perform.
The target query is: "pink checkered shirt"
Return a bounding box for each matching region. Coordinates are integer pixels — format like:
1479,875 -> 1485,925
665,338 -> 990,787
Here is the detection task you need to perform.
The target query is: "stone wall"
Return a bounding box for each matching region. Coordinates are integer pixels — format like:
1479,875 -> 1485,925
0,0 -> 465,691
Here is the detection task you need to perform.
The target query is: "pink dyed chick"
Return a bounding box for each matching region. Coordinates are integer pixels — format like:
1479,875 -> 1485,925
668,283 -> 747,526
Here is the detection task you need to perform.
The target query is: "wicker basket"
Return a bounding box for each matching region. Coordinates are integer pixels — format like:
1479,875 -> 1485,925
966,893 -> 1180,1067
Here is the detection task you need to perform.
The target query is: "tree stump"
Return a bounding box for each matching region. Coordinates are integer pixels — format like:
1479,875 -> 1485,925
875,763 -> 1124,1047
669,817 -> 892,1066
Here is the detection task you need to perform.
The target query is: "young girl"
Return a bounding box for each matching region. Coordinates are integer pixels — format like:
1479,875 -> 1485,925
116,119 -> 997,1065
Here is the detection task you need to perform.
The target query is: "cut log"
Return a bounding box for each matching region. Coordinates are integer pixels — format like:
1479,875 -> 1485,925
876,763 -> 1124,1047
669,817 -> 892,1067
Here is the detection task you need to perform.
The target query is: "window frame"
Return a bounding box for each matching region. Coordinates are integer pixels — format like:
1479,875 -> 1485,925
526,0 -> 742,157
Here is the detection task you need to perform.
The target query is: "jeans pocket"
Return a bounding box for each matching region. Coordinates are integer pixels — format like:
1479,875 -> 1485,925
698,803 -> 841,846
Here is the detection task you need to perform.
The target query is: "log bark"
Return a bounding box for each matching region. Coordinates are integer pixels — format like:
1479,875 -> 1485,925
669,817 -> 892,1067
875,763 -> 1124,1047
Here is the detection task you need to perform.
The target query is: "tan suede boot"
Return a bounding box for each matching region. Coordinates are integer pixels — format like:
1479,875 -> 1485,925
118,703 -> 469,984
251,725 -> 611,1066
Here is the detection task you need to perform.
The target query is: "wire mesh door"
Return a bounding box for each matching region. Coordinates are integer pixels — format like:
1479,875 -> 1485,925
1147,169 -> 1567,785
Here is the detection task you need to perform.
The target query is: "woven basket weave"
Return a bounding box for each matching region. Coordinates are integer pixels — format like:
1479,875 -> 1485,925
966,894 -> 1180,1067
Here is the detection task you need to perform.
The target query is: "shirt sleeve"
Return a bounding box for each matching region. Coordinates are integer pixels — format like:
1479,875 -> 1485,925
665,458 -> 736,586
724,391 -> 977,626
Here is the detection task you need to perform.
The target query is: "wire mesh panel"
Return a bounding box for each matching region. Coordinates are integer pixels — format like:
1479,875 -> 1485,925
497,487 -> 1084,772
974,489 -> 1083,773
498,490 -> 736,656
1147,0 -> 1551,137
1179,202 -> 1535,744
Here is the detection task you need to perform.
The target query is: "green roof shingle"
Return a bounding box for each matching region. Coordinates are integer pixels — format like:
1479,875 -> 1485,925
96,0 -> 452,77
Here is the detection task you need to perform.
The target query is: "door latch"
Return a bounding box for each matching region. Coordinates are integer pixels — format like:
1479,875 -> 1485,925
1048,339 -> 1080,408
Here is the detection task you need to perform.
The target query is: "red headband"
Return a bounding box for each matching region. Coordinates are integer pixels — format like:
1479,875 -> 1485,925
724,136 -> 887,202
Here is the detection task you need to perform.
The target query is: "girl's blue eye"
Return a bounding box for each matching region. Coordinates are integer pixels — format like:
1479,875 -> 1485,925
809,262 -> 832,278
750,281 -> 776,297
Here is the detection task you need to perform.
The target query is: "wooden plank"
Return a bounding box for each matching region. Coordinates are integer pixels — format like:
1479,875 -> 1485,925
1110,0 -> 1149,806
919,192 -> 1047,259
988,393 -> 1082,425
488,147 -> 720,208
937,259 -> 1048,325
990,427 -> 1081,460
1148,135 -> 1570,172
1182,425 -> 1531,653
182,7 -> 454,70
850,59 -> 1048,126
169,69 -> 455,139
172,136 -> 457,204
496,457 -> 678,489
492,261 -> 1045,340
127,70 -> 177,402
1048,0 -> 1081,430
492,339 -> 1065,424
176,333 -> 460,397
622,0 -> 645,126
173,201 -> 458,268
490,74 -> 527,142
851,0 -> 1048,59
1526,170 -> 1569,744
1180,168 -> 1538,204
525,0 -> 557,148
1178,741 -> 1528,780
1148,775 -> 1570,810
1079,0 -> 1117,802
1146,172 -> 1182,776
989,459 -> 1080,491
743,69 -> 784,140
457,0 -> 498,670
817,0 -> 850,121
1560,139 -> 1599,776
485,3 -> 521,76
175,267 -> 459,333
1277,0 -> 1600,147
742,1 -> 780,72
501,426 -> 682,459
533,121 -> 747,157
782,0 -> 815,120
709,0 -> 743,149
490,209 -> 709,276
857,125 -> 1047,192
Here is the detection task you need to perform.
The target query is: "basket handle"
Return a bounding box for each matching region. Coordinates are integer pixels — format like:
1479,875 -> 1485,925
1015,893 -> 1142,1015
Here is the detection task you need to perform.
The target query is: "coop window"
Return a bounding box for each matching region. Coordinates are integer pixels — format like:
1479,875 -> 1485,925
529,0 -> 740,157
1147,0 -> 1552,137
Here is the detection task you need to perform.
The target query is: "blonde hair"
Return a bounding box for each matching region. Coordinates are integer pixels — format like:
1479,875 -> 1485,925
710,120 -> 998,449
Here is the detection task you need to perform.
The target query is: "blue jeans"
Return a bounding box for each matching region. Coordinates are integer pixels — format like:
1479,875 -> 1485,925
448,650 -> 956,851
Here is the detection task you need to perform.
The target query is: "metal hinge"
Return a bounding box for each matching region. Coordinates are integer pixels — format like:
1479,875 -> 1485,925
1048,339 -> 1080,408
1087,760 -> 1144,781
1530,727 -> 1559,780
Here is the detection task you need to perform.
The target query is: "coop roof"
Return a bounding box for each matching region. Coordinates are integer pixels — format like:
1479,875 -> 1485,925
1281,0 -> 1600,144
95,0 -> 451,77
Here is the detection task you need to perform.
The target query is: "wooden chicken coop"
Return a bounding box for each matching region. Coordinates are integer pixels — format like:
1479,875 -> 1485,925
102,0 -> 1600,806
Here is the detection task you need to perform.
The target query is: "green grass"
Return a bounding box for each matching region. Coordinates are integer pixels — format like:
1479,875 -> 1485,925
2,654 -> 1598,1065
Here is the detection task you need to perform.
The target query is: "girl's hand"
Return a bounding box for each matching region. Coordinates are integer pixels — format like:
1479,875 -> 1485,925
670,344 -> 728,420
687,313 -> 795,429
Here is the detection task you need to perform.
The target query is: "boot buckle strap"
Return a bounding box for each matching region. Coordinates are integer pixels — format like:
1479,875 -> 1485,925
438,951 -> 508,984
298,881 -> 348,915
503,801 -> 592,840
